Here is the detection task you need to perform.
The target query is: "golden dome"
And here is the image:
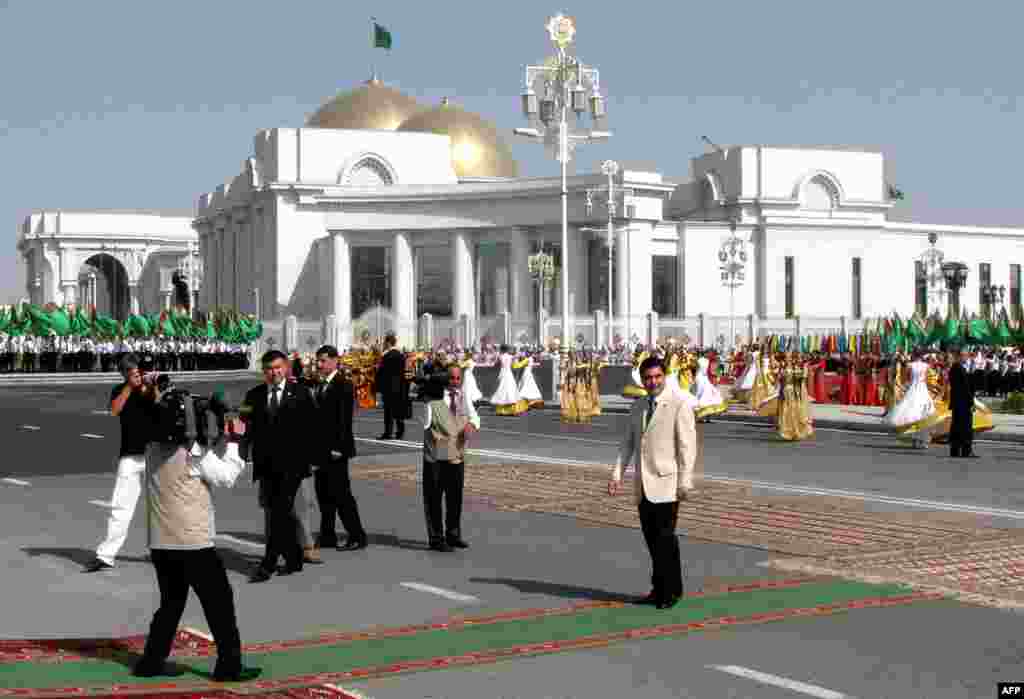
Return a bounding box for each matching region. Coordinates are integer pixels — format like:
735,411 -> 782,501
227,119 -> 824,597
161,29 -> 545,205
397,98 -> 519,178
306,78 -> 425,130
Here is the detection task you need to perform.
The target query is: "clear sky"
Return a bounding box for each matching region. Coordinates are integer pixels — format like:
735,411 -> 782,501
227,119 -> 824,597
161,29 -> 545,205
3,0 -> 1022,303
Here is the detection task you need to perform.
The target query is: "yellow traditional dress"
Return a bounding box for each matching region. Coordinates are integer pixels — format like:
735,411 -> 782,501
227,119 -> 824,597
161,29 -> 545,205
586,359 -> 606,417
755,357 -> 781,417
777,363 -> 815,441
573,360 -> 593,423
884,356 -> 907,414
622,351 -> 648,398
560,356 -> 580,423
677,352 -> 695,394
748,353 -> 773,412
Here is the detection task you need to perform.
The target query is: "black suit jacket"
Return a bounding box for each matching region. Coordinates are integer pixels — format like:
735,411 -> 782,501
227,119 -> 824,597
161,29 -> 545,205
241,381 -> 316,481
314,372 -> 357,463
376,348 -> 408,397
949,363 -> 975,415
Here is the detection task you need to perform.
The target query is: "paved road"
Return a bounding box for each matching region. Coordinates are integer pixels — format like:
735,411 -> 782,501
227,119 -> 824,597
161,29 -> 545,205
1,379 -> 1022,698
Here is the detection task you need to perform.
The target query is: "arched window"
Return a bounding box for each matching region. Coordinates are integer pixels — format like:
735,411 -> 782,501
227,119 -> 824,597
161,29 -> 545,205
803,175 -> 837,210
343,157 -> 394,186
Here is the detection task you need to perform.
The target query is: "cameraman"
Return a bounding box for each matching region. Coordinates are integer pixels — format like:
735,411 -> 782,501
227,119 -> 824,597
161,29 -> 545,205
133,376 -> 260,682
84,354 -> 156,573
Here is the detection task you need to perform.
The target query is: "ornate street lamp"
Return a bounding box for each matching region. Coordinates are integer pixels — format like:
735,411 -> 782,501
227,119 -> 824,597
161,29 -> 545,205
918,232 -> 946,315
718,220 -> 748,351
515,13 -> 610,350
981,283 -> 1006,321
528,249 -> 558,313
941,261 -> 968,318
583,159 -> 633,348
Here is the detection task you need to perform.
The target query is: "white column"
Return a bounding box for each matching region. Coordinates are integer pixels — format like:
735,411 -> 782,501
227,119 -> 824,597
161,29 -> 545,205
509,229 -> 531,320
61,282 -> 77,305
615,228 -> 630,334
163,290 -> 172,311
451,231 -> 475,320
129,284 -> 141,315
392,231 -> 415,346
628,224 -> 653,317
210,231 -> 220,308
332,232 -> 351,348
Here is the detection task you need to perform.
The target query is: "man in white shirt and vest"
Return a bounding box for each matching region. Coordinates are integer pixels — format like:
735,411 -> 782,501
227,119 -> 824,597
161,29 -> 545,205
608,355 -> 697,610
421,364 -> 480,552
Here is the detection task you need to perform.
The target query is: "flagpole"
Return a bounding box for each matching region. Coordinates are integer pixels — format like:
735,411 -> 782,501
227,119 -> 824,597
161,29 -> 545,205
370,17 -> 377,81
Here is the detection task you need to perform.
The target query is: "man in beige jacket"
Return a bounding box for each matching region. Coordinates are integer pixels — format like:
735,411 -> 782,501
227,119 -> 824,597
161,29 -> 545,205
609,355 -> 697,610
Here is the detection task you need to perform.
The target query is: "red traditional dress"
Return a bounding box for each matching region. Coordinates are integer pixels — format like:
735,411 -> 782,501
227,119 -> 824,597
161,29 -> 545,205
810,359 -> 827,403
838,359 -> 854,405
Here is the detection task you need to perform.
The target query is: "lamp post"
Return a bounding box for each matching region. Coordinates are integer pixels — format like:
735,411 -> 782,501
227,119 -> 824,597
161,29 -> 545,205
89,272 -> 97,309
515,13 -> 610,351
918,232 -> 946,316
941,261 -> 968,319
718,220 -> 748,351
33,275 -> 41,305
981,284 -> 1006,321
584,159 -> 633,349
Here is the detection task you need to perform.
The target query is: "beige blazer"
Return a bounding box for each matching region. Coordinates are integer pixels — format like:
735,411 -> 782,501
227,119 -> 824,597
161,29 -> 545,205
611,390 -> 698,504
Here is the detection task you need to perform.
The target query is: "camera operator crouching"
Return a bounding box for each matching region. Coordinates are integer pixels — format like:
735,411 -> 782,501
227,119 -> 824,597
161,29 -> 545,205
131,372 -> 261,683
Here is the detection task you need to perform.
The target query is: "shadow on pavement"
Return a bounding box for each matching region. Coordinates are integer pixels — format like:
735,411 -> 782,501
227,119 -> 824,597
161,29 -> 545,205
21,546 -> 148,568
468,577 -> 635,603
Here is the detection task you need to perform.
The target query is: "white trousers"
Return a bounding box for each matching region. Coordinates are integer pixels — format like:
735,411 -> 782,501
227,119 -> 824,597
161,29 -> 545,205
95,453 -> 147,565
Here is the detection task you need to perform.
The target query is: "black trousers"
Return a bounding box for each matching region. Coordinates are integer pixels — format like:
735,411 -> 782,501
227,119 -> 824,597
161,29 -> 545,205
949,410 -> 974,457
259,473 -> 303,571
638,496 -> 683,603
422,459 -> 465,544
382,392 -> 405,437
315,457 -> 366,545
140,548 -> 242,674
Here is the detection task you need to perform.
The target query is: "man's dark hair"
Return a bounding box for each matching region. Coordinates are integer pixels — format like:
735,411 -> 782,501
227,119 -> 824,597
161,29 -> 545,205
261,349 -> 287,366
384,333 -> 397,347
316,344 -> 339,358
120,353 -> 140,375
639,356 -> 666,375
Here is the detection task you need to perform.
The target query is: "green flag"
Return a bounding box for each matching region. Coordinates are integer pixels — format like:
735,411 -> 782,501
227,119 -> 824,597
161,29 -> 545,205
373,21 -> 392,49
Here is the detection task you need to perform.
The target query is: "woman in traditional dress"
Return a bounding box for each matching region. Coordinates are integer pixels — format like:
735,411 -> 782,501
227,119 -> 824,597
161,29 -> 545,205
732,347 -> 759,403
883,351 -> 944,449
750,352 -> 778,416
777,353 -> 815,441
460,350 -> 483,405
622,348 -> 648,398
516,352 -> 544,410
586,352 -> 607,417
694,355 -> 727,422
808,352 -> 828,403
677,350 -> 696,395
883,352 -> 907,417
490,344 -> 525,416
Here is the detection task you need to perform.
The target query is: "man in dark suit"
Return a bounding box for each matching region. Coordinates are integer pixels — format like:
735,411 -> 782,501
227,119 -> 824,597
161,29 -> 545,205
375,332 -> 409,440
313,345 -> 368,551
241,350 -> 316,582
948,349 -> 977,458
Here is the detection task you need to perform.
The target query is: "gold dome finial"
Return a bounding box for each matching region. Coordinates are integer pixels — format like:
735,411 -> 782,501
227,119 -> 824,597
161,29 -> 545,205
397,99 -> 518,178
306,79 -> 424,130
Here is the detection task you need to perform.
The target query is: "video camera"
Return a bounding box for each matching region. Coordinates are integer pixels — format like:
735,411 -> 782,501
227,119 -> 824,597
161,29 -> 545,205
152,380 -> 235,448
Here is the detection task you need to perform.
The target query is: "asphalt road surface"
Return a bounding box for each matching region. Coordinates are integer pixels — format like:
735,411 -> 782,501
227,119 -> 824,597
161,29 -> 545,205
1,379 -> 1023,698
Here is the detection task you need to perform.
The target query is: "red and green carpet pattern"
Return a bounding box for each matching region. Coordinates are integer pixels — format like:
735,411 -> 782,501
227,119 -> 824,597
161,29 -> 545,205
0,578 -> 944,697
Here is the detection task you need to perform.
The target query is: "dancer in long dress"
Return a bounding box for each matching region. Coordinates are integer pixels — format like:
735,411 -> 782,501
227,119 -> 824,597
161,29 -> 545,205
694,355 -> 727,422
752,353 -> 780,416
622,349 -> 649,398
460,351 -> 483,405
490,344 -> 525,416
883,351 -> 943,449
516,353 -> 544,409
777,354 -> 815,441
732,348 -> 759,402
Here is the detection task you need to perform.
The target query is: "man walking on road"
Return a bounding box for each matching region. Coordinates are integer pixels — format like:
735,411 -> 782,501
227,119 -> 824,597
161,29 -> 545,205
84,354 -> 154,572
608,356 -> 697,610
949,349 -> 977,458
376,333 -> 409,440
313,345 -> 367,551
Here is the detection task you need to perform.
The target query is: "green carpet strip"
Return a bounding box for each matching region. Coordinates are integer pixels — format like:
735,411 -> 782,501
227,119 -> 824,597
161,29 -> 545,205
0,580 -> 935,692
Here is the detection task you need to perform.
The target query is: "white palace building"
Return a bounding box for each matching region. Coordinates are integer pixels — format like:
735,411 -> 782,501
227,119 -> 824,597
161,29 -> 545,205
17,77 -> 1024,351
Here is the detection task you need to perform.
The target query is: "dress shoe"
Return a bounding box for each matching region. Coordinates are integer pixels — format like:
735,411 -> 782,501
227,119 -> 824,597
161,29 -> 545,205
280,562 -> 303,575
429,541 -> 454,553
656,595 -> 681,610
378,433 -> 393,440
83,558 -> 113,573
394,432 -> 404,441
635,591 -> 658,606
338,538 -> 368,551
248,567 -> 273,583
212,665 -> 262,683
302,547 -> 323,564
132,662 -> 187,678
446,537 -> 469,549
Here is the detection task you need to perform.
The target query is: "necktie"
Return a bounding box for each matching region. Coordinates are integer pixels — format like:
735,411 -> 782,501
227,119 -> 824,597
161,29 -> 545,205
270,385 -> 281,417
644,397 -> 655,431
318,381 -> 326,400
450,390 -> 458,415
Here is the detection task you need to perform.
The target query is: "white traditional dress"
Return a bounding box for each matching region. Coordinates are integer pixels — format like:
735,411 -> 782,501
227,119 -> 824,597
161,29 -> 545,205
884,360 -> 941,447
517,356 -> 544,409
733,351 -> 759,400
694,356 -> 727,419
490,352 -> 525,415
461,358 -> 483,404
